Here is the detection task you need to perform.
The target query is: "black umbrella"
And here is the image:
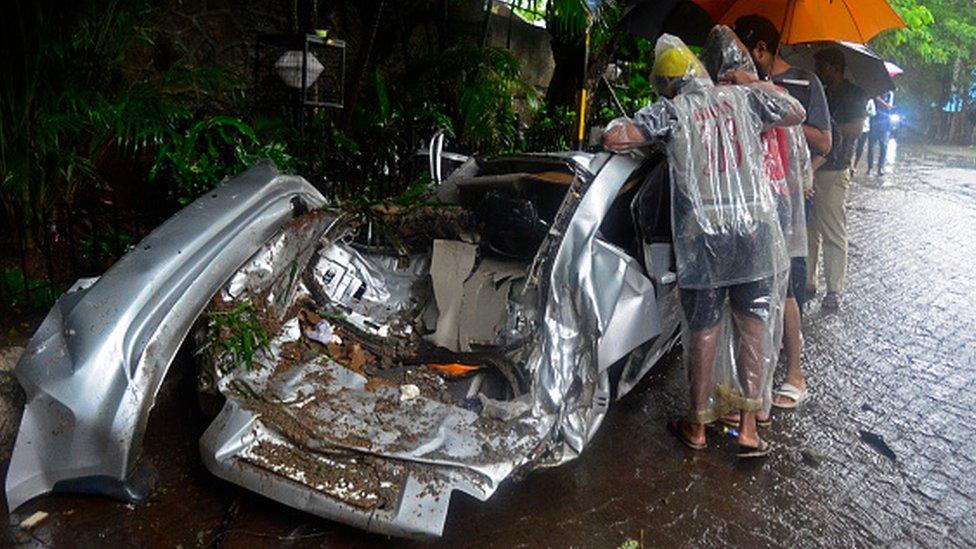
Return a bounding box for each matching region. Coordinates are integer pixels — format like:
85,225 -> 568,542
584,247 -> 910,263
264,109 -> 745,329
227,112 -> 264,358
781,40 -> 896,98
617,0 -> 716,46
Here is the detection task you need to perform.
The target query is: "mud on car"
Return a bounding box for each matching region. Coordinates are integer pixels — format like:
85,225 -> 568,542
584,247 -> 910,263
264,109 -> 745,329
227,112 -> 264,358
7,148 -> 680,537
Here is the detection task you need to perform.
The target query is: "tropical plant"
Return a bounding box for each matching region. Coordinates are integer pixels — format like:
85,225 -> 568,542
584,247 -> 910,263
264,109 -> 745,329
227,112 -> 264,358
0,269 -> 59,310
0,0 -> 295,233
419,44 -> 540,154
872,0 -> 976,142
302,39 -> 540,201
201,300 -> 272,372
0,0 -> 156,229
150,115 -> 294,205
502,0 -> 624,146
593,34 -> 661,130
303,71 -> 452,200
79,229 -> 134,262
524,105 -> 577,151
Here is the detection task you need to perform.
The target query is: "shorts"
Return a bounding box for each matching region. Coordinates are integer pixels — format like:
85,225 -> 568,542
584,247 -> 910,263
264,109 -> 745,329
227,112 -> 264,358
678,224 -> 777,288
680,277 -> 773,332
786,257 -> 806,302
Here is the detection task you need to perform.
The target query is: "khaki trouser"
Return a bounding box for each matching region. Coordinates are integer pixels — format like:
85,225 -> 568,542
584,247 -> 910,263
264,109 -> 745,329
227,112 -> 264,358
807,168 -> 849,293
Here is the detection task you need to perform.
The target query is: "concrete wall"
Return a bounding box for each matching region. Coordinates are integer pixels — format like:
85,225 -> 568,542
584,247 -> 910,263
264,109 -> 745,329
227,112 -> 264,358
448,1 -> 556,90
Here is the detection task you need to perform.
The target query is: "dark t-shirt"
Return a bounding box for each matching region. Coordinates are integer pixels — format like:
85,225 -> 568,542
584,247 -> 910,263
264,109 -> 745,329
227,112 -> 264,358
871,90 -> 895,129
772,67 -> 831,134
822,79 -> 867,171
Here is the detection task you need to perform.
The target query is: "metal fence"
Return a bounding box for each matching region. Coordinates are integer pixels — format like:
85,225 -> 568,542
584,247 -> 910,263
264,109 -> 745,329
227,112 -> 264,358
1,184 -> 167,313
0,158 -> 428,313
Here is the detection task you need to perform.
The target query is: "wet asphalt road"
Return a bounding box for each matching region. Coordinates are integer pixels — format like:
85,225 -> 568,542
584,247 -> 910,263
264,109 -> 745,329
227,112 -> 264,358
3,141 -> 976,547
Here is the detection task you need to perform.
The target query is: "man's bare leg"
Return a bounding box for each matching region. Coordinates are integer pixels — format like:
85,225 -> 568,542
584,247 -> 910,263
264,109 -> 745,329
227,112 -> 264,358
732,312 -> 766,449
679,324 -> 722,446
775,297 -> 806,407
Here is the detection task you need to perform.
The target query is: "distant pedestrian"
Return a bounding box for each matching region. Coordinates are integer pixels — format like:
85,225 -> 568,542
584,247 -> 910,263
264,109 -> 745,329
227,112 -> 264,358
853,99 -> 875,175
867,90 -> 895,175
809,47 -> 867,313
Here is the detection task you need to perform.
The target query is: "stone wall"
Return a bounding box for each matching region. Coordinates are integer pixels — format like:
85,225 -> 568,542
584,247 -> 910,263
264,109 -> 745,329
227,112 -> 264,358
153,0 -> 292,78
150,0 -> 554,94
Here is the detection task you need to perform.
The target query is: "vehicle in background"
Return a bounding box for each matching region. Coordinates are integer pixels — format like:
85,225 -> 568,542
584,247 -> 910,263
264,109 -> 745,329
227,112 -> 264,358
889,110 -> 902,137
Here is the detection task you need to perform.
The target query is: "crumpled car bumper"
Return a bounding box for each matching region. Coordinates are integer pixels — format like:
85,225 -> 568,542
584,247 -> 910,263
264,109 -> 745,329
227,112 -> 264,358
5,164 -> 326,510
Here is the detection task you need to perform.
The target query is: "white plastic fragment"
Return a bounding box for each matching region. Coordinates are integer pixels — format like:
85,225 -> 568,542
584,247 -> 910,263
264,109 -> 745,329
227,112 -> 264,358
19,511 -> 48,530
479,394 -> 532,422
399,384 -> 420,402
306,319 -> 342,346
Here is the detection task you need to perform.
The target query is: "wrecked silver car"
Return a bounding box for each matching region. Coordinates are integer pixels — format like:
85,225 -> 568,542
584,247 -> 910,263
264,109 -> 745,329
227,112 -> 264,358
6,150 -> 681,537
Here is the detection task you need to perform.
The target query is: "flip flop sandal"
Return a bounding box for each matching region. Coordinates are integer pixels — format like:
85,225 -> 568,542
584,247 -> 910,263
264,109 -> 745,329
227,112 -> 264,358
719,414 -> 772,429
719,415 -> 740,428
668,418 -> 707,450
737,439 -> 773,459
772,383 -> 809,409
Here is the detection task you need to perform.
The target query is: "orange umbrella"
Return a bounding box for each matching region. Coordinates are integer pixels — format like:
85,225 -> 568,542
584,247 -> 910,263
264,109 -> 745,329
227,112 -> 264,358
694,0 -> 905,44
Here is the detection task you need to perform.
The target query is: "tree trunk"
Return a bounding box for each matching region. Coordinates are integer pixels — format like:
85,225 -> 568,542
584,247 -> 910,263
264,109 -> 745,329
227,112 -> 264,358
580,35 -> 620,129
947,57 -> 964,143
545,37 -> 586,113
545,30 -> 620,147
341,0 -> 386,127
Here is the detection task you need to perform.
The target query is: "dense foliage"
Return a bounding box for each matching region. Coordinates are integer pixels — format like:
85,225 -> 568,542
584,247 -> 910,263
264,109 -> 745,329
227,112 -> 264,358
872,0 -> 976,142
0,1 -> 293,228
0,0 -> 654,310
0,0 -> 582,247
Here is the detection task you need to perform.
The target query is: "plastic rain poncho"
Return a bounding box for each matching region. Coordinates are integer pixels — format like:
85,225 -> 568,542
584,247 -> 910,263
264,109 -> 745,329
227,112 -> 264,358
605,33 -> 803,290
694,26 -> 797,419
783,124 -> 812,257
699,26 -> 810,420
701,24 -> 810,258
603,32 -> 803,422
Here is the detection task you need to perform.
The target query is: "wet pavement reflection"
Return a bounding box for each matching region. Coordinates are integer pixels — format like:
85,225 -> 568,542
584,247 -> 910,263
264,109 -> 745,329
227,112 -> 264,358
3,142 -> 975,547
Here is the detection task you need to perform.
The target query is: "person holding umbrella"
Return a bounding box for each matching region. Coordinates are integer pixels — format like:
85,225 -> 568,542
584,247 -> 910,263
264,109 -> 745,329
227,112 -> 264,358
808,46 -> 867,313
733,15 -> 832,157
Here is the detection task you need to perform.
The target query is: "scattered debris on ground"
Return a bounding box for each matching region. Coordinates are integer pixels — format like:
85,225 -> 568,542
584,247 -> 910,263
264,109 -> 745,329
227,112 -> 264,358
18,511 -> 48,530
0,346 -> 25,450
0,346 -> 25,373
858,429 -> 897,462
800,448 -> 825,468
399,384 -> 420,401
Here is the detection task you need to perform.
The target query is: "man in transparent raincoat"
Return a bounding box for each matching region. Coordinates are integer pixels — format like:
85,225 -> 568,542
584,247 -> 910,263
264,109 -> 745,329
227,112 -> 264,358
700,26 -> 814,428
602,34 -> 804,457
